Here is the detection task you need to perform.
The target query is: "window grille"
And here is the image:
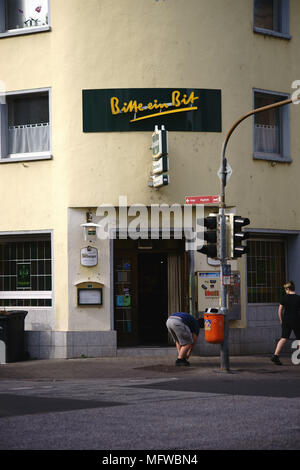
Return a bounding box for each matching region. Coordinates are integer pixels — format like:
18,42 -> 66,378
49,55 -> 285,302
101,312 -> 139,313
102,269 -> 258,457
0,237 -> 52,307
247,239 -> 286,303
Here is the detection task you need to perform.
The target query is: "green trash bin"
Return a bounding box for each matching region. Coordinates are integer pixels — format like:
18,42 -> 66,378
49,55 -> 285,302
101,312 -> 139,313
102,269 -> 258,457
0,311 -> 28,364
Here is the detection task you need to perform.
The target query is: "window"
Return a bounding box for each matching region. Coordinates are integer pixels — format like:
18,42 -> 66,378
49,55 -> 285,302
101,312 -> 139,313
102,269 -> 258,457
253,0 -> 290,38
253,89 -> 290,162
0,0 -> 50,37
0,234 -> 52,307
247,238 -> 286,303
0,89 -> 51,161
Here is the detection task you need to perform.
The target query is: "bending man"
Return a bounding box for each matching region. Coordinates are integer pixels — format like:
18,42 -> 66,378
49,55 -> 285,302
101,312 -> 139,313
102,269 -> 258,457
166,312 -> 200,366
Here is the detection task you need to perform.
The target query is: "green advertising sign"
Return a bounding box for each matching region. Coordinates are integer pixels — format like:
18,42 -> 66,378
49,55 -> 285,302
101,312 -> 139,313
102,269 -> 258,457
83,88 -> 222,132
17,263 -> 31,289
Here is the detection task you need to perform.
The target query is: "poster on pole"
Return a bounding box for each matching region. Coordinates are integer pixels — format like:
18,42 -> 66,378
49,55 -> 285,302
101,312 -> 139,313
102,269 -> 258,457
197,271 -> 241,320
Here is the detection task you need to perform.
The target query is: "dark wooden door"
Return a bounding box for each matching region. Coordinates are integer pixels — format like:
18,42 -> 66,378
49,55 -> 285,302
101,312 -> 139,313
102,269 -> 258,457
137,253 -> 169,345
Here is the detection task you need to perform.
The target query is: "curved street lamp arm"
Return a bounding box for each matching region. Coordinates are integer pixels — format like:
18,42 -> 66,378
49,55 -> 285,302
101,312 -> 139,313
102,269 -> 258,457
220,98 -> 293,206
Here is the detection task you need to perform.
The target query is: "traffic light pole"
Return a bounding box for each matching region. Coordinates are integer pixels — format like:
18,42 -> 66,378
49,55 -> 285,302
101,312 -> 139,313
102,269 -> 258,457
219,97 -> 293,371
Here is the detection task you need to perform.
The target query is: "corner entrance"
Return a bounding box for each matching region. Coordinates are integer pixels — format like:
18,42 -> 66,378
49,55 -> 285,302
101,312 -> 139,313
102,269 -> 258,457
114,237 -> 189,347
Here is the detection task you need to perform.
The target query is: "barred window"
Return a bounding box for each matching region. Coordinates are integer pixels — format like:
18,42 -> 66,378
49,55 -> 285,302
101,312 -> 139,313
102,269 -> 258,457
0,234 -> 52,307
247,239 -> 286,303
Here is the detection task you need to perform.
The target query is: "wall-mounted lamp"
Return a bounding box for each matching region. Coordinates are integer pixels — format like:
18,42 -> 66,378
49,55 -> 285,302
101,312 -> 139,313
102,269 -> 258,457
80,211 -> 101,241
80,222 -> 102,241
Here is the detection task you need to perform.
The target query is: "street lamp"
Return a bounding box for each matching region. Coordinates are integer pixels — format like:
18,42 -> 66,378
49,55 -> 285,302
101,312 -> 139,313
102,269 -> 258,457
219,97 -> 293,371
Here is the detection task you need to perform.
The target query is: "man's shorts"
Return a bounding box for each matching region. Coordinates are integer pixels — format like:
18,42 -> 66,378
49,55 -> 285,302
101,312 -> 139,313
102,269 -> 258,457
281,319 -> 300,340
166,316 -> 193,345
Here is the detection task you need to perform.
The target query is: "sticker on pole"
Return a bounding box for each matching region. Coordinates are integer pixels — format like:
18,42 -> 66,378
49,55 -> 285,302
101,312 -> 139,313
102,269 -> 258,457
217,161 -> 232,184
221,264 -> 231,286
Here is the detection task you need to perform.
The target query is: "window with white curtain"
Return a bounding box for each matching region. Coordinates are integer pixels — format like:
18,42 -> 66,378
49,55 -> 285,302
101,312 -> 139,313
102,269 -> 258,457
0,0 -> 50,37
0,89 -> 51,161
253,89 -> 291,162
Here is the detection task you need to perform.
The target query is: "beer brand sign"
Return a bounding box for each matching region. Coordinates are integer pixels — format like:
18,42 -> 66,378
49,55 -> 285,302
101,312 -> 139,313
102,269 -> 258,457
80,247 -> 98,267
83,88 -> 221,132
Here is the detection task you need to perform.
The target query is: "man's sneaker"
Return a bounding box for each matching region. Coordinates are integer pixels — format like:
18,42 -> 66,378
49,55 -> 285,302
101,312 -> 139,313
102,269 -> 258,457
175,358 -> 185,366
271,354 -> 282,365
175,358 -> 190,366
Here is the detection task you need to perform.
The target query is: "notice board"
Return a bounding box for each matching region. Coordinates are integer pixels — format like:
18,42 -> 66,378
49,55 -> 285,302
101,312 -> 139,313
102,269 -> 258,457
197,271 -> 241,320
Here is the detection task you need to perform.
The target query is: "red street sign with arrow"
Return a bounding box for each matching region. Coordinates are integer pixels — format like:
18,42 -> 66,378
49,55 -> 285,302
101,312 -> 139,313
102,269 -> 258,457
185,196 -> 220,205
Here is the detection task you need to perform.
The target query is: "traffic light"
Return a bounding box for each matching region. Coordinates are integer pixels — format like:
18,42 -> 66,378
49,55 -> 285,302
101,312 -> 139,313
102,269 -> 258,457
229,215 -> 250,259
197,214 -> 220,259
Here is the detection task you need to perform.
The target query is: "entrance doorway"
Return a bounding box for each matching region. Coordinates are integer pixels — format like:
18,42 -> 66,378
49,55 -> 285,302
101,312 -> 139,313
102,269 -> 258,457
138,253 -> 168,345
113,238 -> 189,347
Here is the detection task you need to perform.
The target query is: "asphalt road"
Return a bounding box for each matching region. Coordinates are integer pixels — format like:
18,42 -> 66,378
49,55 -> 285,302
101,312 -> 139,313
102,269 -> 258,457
0,355 -> 299,453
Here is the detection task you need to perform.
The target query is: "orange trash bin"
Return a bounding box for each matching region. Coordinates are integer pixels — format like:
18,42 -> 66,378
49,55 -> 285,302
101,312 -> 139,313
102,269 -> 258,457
204,308 -> 224,344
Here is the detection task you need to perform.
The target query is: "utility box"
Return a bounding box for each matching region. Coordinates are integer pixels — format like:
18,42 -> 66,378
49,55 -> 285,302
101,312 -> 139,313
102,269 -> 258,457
0,311 -> 28,364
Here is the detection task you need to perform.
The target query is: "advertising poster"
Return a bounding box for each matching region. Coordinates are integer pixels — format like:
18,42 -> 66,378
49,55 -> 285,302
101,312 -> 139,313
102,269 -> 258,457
197,272 -> 241,320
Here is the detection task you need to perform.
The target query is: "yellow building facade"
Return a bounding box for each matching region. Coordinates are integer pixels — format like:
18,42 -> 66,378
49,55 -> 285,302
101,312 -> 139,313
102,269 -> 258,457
0,0 -> 299,358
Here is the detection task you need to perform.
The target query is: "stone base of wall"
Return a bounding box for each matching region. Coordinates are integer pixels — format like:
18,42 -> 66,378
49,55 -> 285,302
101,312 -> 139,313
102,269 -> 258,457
194,325 -> 298,356
25,327 -> 298,360
25,331 -> 117,359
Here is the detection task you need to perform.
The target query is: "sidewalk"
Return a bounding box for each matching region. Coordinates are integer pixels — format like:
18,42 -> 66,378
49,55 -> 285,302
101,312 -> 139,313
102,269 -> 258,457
0,353 -> 299,380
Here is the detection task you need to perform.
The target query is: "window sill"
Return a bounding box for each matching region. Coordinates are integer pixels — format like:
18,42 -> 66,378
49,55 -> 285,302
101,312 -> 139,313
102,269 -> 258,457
1,306 -> 53,309
0,25 -> 50,39
0,153 -> 52,163
253,152 -> 292,163
0,291 -> 52,300
253,26 -> 291,40
248,302 -> 279,306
